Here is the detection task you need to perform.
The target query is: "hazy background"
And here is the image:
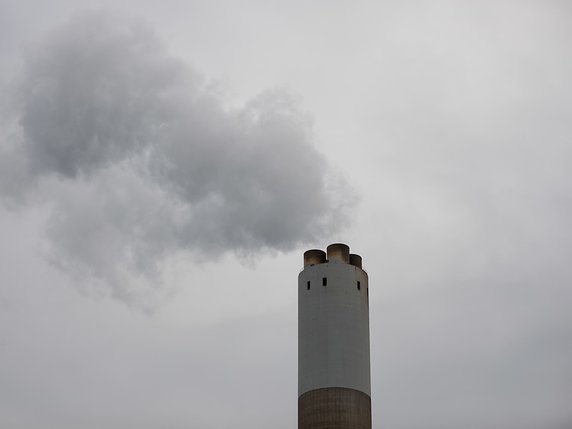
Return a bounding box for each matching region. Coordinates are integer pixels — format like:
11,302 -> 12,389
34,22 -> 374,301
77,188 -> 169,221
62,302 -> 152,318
1,1 -> 571,428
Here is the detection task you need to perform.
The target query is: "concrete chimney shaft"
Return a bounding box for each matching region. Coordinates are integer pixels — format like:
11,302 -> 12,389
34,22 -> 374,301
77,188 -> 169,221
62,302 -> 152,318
298,243 -> 371,429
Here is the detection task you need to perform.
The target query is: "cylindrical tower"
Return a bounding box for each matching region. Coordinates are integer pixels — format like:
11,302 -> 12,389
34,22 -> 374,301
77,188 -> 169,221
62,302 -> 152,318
298,243 -> 371,429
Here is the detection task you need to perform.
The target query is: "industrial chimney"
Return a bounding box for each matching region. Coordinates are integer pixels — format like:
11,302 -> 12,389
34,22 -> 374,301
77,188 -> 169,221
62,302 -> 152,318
298,243 -> 371,429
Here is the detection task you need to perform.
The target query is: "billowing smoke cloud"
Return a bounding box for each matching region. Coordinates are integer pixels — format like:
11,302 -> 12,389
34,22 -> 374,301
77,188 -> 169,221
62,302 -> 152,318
0,11 -> 353,301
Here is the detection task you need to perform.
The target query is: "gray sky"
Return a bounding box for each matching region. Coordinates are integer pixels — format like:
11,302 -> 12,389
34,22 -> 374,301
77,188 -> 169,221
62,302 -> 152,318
1,1 -> 571,428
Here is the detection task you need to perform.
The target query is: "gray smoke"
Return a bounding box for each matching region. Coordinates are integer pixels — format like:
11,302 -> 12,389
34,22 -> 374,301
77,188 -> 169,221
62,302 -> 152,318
0,11 -> 353,301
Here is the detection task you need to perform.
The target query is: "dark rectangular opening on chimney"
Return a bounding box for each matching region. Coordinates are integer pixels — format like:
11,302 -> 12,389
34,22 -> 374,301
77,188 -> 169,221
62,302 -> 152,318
322,277 -> 327,286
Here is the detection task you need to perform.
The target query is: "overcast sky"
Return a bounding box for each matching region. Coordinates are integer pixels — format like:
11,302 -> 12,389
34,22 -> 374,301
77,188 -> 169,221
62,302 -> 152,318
1,1 -> 571,428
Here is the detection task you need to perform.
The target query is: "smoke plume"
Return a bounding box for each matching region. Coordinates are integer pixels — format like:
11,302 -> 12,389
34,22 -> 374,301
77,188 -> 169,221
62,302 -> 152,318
0,11 -> 353,302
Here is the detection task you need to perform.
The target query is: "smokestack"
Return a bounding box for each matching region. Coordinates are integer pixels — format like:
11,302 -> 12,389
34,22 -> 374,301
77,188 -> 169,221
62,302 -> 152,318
298,243 -> 371,429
